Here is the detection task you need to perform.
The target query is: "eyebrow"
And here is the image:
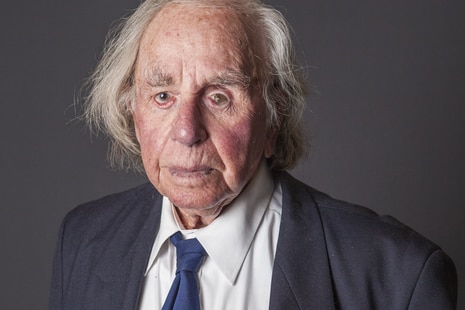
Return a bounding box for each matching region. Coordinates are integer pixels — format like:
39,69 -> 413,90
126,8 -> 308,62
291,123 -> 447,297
142,66 -> 251,89
208,70 -> 251,89
143,66 -> 174,87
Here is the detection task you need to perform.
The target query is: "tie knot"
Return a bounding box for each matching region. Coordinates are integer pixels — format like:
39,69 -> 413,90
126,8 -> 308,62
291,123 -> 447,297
171,232 -> 206,273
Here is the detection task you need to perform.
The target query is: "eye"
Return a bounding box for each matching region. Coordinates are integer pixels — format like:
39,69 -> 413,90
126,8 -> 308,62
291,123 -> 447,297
153,92 -> 173,106
209,93 -> 229,107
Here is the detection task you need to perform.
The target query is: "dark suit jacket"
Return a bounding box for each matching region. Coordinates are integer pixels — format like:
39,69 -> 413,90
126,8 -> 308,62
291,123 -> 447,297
49,171 -> 457,309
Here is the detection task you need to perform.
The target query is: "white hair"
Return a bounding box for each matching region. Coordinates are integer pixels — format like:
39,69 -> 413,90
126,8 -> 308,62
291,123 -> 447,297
83,0 -> 308,171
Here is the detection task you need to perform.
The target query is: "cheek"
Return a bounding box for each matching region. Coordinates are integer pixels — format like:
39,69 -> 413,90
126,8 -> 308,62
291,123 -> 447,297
215,118 -> 267,170
134,115 -> 164,164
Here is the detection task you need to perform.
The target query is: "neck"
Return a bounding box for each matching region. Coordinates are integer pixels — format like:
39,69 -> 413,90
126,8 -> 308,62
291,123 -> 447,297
174,205 -> 227,229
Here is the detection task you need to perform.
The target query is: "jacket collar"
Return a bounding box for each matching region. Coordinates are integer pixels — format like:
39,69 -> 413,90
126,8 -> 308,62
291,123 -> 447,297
91,171 -> 335,309
93,183 -> 163,309
270,170 -> 335,309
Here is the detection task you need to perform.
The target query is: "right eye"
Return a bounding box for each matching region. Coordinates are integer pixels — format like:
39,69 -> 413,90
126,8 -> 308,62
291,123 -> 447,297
153,92 -> 174,106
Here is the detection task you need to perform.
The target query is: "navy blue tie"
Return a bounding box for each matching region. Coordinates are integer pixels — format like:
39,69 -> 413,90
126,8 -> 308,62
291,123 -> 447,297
162,232 -> 206,310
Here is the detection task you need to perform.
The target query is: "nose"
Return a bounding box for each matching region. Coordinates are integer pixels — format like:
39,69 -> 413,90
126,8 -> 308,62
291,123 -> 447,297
171,99 -> 207,146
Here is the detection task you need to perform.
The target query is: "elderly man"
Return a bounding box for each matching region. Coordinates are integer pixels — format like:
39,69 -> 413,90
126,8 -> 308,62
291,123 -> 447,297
50,0 -> 457,309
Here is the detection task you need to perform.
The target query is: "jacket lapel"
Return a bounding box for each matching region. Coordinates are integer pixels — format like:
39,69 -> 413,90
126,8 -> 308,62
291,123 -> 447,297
92,185 -> 163,309
270,171 -> 336,310
82,172 -> 335,309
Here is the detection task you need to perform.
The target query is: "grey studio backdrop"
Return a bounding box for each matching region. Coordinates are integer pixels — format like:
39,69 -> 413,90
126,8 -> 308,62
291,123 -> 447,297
1,0 -> 464,309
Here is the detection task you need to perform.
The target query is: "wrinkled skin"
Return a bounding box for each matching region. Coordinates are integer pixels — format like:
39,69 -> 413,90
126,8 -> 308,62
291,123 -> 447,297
132,3 -> 275,228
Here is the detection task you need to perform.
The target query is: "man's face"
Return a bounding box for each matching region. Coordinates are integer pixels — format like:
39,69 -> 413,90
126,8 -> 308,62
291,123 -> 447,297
132,4 -> 275,218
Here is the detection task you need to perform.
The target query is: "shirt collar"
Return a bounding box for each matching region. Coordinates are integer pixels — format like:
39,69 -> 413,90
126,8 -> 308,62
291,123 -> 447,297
145,160 -> 275,284
144,195 -> 180,275
195,160 -> 274,284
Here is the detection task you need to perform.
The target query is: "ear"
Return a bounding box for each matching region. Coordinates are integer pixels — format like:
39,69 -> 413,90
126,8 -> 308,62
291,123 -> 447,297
264,126 -> 278,158
133,118 -> 141,143
130,102 -> 141,143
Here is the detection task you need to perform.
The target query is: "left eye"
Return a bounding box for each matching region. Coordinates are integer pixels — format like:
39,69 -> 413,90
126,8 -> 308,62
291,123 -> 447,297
209,93 -> 229,106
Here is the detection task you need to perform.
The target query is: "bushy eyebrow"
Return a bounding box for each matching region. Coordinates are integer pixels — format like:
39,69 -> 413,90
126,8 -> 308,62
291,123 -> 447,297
143,66 -> 174,87
208,70 -> 251,89
142,66 -> 251,89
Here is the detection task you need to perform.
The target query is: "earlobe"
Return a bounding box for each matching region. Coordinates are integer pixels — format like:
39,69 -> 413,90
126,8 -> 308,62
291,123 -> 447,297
134,121 -> 141,143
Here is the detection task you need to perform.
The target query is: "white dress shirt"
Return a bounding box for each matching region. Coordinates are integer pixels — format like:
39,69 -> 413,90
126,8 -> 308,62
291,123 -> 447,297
137,161 -> 282,309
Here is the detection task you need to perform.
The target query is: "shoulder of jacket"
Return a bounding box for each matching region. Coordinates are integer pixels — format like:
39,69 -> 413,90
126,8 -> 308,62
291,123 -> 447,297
61,182 -> 161,235
275,169 -> 440,255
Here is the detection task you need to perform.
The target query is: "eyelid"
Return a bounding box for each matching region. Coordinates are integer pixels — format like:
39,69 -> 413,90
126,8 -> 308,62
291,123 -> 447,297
206,86 -> 231,97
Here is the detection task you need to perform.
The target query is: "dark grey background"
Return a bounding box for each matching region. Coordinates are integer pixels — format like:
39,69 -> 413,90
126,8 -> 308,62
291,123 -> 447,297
1,0 -> 463,309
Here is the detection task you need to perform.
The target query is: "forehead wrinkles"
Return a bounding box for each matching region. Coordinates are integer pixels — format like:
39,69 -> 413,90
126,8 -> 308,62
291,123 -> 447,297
140,62 -> 251,91
138,3 -> 259,80
154,3 -> 247,37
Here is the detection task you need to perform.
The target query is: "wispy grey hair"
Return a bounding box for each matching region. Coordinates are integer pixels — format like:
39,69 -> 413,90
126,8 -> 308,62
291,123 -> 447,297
83,0 -> 308,172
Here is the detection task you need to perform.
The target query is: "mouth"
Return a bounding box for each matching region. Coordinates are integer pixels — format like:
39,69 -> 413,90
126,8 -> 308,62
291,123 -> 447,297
168,166 -> 215,178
